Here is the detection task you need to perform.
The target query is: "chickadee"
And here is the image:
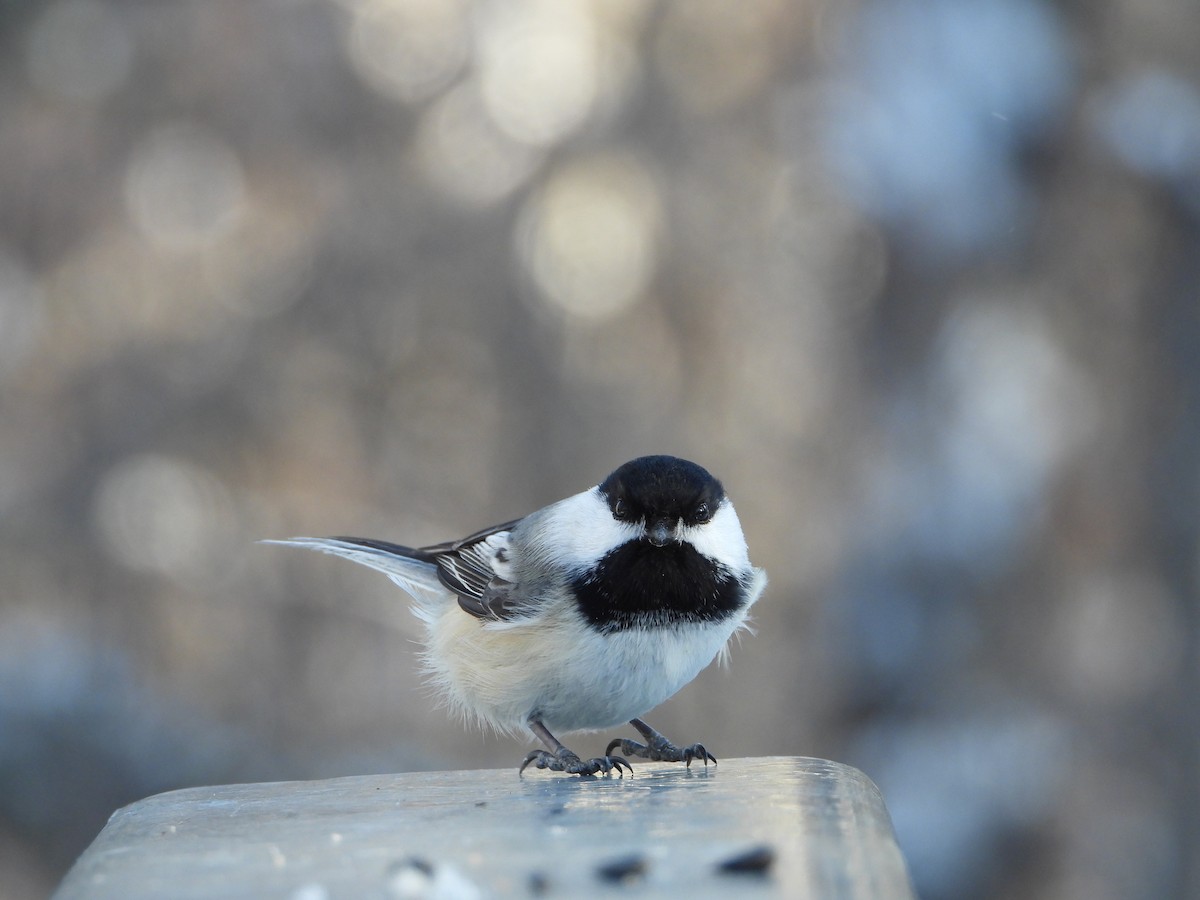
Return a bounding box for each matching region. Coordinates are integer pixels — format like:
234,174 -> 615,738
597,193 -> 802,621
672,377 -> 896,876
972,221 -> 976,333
268,455 -> 766,776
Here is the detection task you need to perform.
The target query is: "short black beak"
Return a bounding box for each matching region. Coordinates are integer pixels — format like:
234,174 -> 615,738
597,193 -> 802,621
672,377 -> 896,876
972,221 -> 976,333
648,519 -> 676,547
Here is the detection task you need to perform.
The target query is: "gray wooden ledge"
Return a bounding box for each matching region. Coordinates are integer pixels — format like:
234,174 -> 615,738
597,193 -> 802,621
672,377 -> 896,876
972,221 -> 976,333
55,756 -> 913,899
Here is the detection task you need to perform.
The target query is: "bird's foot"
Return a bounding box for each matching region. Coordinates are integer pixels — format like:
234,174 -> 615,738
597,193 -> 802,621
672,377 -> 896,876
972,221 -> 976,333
519,746 -> 632,777
605,731 -> 717,768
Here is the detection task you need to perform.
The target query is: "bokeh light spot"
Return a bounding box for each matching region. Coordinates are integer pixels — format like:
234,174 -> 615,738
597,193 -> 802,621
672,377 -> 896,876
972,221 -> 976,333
125,122 -> 247,252
93,455 -> 240,584
478,3 -> 598,146
516,155 -> 661,322
413,83 -> 544,208
346,0 -> 470,103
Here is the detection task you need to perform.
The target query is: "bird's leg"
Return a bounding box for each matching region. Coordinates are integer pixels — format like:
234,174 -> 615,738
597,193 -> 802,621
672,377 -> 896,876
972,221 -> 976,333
519,719 -> 632,777
605,717 -> 717,767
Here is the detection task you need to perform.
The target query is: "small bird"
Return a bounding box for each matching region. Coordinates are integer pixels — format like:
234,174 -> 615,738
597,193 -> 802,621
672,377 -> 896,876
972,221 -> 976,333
268,455 -> 767,776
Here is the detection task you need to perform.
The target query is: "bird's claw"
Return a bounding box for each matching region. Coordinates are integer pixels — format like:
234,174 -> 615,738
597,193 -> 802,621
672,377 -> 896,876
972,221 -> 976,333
519,747 -> 632,777
605,736 -> 717,768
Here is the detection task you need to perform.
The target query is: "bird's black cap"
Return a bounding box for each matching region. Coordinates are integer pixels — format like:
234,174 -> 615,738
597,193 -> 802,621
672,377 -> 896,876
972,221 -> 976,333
599,456 -> 724,527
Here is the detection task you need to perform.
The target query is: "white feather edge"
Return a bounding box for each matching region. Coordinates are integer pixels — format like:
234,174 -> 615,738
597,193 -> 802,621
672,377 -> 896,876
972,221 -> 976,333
260,538 -> 450,623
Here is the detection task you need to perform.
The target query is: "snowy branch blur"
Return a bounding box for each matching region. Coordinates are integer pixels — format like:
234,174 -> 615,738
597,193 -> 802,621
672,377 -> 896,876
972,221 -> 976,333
1,1 -> 1197,897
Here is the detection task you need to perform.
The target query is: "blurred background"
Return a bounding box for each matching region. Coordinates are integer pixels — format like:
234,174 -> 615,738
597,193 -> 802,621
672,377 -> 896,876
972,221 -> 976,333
1,0 -> 1197,897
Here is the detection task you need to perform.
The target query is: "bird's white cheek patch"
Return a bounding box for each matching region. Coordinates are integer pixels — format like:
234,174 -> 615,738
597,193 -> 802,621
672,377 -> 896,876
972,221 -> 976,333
528,489 -> 641,572
679,501 -> 751,570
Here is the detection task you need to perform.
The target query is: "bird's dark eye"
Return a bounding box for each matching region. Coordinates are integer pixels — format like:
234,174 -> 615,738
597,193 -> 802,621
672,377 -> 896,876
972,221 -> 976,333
694,502 -> 712,523
613,498 -> 629,520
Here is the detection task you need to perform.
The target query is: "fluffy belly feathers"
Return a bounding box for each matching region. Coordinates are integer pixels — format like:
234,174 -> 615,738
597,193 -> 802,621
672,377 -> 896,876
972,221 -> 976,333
422,603 -> 748,736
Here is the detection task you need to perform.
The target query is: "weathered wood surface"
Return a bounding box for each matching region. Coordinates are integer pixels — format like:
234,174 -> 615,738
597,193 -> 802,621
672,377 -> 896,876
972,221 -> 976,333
55,756 -> 913,899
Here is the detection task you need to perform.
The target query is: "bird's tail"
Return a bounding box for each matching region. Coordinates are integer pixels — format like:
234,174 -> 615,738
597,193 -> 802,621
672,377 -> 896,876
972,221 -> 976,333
262,537 -> 448,623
